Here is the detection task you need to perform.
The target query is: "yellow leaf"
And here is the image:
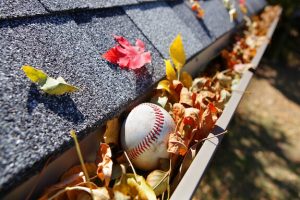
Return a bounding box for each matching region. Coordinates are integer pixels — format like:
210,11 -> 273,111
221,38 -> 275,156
165,59 -> 177,81
180,71 -> 193,88
156,80 -> 170,93
169,34 -> 186,72
114,173 -> 156,200
104,118 -> 120,145
40,77 -> 78,95
22,65 -> 48,85
146,170 -> 169,196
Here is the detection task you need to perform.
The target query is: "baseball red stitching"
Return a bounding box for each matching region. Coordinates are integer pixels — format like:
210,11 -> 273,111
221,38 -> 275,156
127,103 -> 165,160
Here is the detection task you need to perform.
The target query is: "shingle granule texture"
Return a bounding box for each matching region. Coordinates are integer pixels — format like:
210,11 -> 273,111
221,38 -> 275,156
124,1 -> 204,59
0,8 -> 163,194
199,0 -> 235,39
0,0 -> 48,19
168,1 -> 212,47
40,0 -> 138,11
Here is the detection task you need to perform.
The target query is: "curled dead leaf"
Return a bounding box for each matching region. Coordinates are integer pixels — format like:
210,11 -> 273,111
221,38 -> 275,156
113,173 -> 156,200
96,143 -> 113,187
179,87 -> 194,107
167,132 -> 188,156
146,170 -> 169,196
172,103 -> 185,124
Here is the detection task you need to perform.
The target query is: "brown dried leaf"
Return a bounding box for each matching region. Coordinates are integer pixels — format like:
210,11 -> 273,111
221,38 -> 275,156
104,118 -> 120,145
196,104 -> 216,140
179,87 -> 194,107
38,163 -> 97,200
170,143 -> 200,191
172,103 -> 185,124
96,143 -> 113,186
191,77 -> 211,92
183,108 -> 200,129
167,132 -> 188,156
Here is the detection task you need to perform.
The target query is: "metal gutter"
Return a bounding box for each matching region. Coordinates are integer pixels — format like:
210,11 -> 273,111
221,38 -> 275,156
170,7 -> 282,200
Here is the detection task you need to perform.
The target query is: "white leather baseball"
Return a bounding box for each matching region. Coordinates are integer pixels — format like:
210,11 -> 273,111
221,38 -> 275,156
121,103 -> 175,170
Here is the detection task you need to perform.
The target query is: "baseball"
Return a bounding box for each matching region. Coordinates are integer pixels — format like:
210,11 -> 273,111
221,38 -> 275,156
121,103 -> 175,170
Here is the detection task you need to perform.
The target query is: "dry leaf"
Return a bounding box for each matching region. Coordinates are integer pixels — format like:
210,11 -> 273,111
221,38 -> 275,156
96,143 -> 113,187
179,87 -> 194,107
39,163 -> 97,200
113,173 -> 156,200
22,65 -> 78,95
172,103 -> 185,124
102,35 -> 151,70
157,80 -> 171,93
146,170 -> 169,196
104,118 -> 120,145
66,185 -> 110,200
167,132 -> 188,156
180,71 -> 193,88
183,108 -> 200,129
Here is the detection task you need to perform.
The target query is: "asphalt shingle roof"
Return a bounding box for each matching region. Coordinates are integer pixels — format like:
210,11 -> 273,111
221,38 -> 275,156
0,0 -> 266,196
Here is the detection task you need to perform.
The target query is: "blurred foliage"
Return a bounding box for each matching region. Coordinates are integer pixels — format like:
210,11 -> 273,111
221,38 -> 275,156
265,0 -> 300,64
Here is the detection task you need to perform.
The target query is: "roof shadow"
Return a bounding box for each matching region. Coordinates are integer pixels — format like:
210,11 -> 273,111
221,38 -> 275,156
26,84 -> 84,124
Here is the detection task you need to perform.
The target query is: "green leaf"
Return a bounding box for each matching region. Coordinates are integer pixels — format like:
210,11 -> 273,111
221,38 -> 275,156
22,65 -> 48,85
40,77 -> 78,95
169,34 -> 186,72
165,59 -> 177,81
146,170 -> 169,196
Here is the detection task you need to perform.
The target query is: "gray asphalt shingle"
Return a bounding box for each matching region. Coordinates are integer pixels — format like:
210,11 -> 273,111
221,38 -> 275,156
168,1 -> 213,47
200,0 -> 235,39
40,0 -> 138,12
0,0 -> 48,19
124,1 -> 204,59
0,8 -> 163,194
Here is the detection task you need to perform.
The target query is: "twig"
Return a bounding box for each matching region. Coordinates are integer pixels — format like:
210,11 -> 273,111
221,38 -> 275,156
124,151 -> 139,183
199,130 -> 228,143
70,130 -> 94,200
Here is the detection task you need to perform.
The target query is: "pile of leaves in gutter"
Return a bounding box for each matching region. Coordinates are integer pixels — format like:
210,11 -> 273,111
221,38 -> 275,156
38,6 -> 280,200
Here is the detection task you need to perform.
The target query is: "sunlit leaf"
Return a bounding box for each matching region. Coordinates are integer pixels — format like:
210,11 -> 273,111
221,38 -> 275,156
114,173 -> 156,200
96,143 -> 113,187
167,132 -> 188,156
179,87 -> 194,107
165,59 -> 177,81
22,65 -> 79,95
22,65 -> 47,85
169,34 -> 186,72
40,77 -> 78,95
180,71 -> 193,88
104,118 -> 120,145
66,185 -> 110,200
146,170 -> 169,196
157,80 -> 171,93
102,35 -> 151,70
157,96 -> 168,108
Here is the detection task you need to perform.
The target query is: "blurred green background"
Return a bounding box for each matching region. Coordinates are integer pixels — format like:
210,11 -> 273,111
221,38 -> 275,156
193,1 -> 300,199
